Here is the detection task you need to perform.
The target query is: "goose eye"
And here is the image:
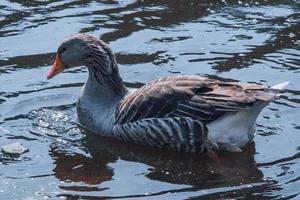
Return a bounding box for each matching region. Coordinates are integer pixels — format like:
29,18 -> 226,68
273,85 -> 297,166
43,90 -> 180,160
61,47 -> 67,52
58,46 -> 67,57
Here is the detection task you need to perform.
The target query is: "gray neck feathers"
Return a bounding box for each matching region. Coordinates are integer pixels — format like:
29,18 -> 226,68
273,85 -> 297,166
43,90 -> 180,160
75,35 -> 127,135
84,41 -> 128,97
79,74 -> 123,135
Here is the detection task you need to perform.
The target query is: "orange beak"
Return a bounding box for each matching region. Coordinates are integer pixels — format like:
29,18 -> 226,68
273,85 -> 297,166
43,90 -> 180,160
47,55 -> 66,79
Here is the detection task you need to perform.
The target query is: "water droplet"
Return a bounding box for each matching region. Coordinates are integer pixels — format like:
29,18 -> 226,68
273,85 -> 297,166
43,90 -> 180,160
288,33 -> 296,38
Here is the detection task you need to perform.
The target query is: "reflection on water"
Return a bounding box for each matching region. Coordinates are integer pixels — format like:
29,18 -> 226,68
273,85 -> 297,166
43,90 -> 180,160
0,0 -> 299,199
52,133 -> 265,199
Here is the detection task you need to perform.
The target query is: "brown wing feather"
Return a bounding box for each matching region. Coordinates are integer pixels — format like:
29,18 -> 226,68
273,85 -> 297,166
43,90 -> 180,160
115,76 -> 269,125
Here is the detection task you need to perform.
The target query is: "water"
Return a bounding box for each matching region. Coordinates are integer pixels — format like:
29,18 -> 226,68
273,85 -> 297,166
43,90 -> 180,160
0,0 -> 299,199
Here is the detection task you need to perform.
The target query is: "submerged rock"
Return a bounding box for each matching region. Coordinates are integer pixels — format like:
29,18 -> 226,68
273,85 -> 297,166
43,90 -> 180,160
2,142 -> 29,155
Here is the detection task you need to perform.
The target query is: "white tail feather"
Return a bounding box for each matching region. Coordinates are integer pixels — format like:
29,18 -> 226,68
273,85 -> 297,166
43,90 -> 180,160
271,81 -> 290,90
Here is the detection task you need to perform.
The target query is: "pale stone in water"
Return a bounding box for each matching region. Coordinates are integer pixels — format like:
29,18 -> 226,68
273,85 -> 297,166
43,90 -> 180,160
2,142 -> 29,154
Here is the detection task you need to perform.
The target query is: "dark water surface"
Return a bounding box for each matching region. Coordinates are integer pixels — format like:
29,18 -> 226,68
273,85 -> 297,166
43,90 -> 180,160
0,0 -> 299,199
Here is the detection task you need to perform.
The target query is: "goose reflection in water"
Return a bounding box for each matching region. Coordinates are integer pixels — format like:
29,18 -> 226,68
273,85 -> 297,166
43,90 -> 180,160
50,128 -> 265,199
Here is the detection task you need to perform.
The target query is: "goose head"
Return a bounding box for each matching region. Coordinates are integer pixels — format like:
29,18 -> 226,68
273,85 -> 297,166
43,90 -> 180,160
47,34 -> 127,94
47,34 -> 115,79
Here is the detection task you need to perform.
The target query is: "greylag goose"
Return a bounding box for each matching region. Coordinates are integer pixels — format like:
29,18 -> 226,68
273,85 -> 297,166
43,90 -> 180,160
47,34 -> 289,153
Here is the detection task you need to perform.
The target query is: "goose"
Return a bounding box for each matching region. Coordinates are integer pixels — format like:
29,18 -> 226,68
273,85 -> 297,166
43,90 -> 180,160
47,34 -> 289,153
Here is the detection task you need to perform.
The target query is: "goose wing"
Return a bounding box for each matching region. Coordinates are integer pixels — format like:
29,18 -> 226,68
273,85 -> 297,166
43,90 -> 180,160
114,76 -> 268,125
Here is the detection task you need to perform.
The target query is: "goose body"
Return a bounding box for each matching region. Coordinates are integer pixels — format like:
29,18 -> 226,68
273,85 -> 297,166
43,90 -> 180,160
48,34 -> 288,153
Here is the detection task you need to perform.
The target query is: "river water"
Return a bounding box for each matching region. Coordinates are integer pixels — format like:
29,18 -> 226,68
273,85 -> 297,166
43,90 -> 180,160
0,1 -> 299,199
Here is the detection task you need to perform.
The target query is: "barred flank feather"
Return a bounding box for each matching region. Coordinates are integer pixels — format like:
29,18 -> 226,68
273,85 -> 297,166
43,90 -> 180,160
113,117 -> 208,153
